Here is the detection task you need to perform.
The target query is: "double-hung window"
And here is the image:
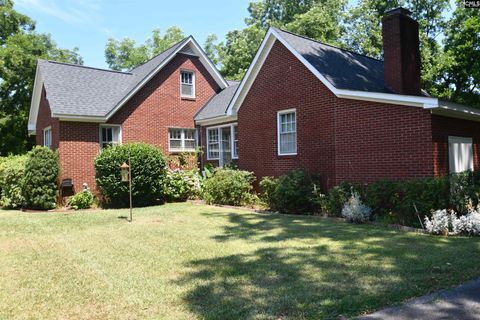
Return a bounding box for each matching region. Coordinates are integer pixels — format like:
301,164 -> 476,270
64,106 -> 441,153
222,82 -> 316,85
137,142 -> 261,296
207,128 -> 220,159
180,71 -> 195,98
277,109 -> 297,155
100,125 -> 121,149
43,127 -> 52,149
169,128 -> 196,152
449,136 -> 474,173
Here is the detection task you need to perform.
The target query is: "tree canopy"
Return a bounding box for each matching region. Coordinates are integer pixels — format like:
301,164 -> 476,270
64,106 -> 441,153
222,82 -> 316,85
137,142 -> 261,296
0,0 -> 82,156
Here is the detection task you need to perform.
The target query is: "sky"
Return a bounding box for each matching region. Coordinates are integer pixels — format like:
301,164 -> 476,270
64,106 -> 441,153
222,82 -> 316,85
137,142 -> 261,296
14,0 -> 251,69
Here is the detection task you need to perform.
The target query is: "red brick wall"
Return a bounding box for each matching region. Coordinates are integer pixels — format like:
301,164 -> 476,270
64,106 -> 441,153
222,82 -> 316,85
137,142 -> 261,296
108,53 -> 220,154
36,86 -> 59,149
238,40 -> 336,189
431,115 -> 480,176
334,99 -> 433,184
58,122 -> 100,192
237,40 -> 434,190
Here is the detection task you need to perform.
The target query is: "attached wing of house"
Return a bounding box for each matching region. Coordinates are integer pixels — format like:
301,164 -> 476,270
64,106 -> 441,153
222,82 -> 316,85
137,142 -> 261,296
28,36 -> 228,134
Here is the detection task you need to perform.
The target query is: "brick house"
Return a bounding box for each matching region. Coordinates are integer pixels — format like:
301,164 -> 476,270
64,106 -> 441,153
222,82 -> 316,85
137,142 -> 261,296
30,8 -> 480,194
195,8 -> 480,190
28,36 -> 229,192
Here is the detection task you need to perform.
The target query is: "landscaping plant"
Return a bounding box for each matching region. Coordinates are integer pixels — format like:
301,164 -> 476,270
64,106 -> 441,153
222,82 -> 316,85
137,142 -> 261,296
203,168 -> 256,206
341,191 -> 372,223
95,143 -> 166,208
0,155 -> 27,209
68,185 -> 95,210
23,147 -> 59,210
163,169 -> 200,202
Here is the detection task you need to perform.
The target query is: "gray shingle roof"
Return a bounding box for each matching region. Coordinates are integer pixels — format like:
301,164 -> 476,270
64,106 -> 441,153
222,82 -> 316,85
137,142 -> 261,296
38,38 -> 191,118
195,82 -> 239,120
274,28 -> 392,93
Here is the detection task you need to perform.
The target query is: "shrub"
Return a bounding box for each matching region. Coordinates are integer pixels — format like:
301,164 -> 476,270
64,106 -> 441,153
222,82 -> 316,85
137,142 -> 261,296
342,191 -> 372,223
23,147 -> 59,210
449,172 -> 479,214
68,185 -> 94,210
0,155 -> 27,209
163,169 -> 200,202
203,168 -> 256,206
328,182 -> 356,216
95,143 -> 167,208
424,209 -> 454,235
260,170 -> 318,214
452,211 -> 480,236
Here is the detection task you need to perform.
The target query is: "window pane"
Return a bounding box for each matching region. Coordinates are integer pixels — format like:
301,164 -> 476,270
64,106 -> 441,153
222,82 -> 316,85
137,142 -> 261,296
181,84 -> 193,97
184,129 -> 195,140
184,140 -> 195,150
279,111 -> 297,154
170,139 -> 182,150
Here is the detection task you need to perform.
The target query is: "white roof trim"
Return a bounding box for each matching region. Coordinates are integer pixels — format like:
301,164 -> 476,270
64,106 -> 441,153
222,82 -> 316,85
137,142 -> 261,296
105,36 -> 228,120
431,100 -> 480,122
27,64 -> 43,135
227,28 -> 440,115
195,115 -> 238,126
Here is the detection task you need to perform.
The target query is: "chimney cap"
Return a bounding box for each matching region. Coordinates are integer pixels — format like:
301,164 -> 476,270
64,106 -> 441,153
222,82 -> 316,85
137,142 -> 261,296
385,7 -> 412,17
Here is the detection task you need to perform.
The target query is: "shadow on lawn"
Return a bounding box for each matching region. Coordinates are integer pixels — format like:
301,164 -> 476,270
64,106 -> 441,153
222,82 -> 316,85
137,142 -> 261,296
175,211 -> 479,319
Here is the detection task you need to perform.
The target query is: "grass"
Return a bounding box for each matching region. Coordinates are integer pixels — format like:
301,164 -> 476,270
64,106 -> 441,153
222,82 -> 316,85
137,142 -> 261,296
0,203 -> 479,319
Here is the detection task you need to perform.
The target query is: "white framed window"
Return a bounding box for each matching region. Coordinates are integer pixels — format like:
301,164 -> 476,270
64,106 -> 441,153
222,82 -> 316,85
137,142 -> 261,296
449,136 -> 474,173
168,128 -> 196,152
100,125 -> 121,149
232,125 -> 238,159
206,124 -> 238,161
207,128 -> 220,160
180,70 -> 195,98
43,126 -> 52,149
277,109 -> 297,155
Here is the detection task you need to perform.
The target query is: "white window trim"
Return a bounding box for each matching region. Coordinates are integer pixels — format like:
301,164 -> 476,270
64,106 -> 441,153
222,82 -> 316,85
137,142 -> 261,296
277,108 -> 297,156
99,124 -> 122,148
180,70 -> 196,99
206,123 -> 238,161
168,128 -> 197,153
43,126 -> 52,149
448,136 -> 474,173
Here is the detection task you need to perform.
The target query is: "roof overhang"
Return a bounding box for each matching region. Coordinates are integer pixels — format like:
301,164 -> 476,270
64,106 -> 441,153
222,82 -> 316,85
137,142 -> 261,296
431,100 -> 480,122
226,28 -> 440,116
27,64 -> 43,135
195,115 -> 238,126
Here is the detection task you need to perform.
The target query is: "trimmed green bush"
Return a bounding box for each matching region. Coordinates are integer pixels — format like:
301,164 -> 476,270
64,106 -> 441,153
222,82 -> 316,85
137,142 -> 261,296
95,143 -> 167,208
327,182 -> 357,216
23,147 -> 59,210
203,168 -> 256,206
260,170 -> 319,214
163,169 -> 200,202
449,171 -> 480,214
0,155 -> 28,209
68,188 -> 94,210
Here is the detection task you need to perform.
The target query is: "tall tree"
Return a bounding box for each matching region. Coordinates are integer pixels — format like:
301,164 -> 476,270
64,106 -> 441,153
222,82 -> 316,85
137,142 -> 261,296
431,1 -> 480,107
0,0 -> 82,156
105,27 -> 185,71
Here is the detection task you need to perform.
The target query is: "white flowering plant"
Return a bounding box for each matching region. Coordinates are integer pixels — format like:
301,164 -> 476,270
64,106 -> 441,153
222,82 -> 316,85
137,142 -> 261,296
342,191 -> 372,223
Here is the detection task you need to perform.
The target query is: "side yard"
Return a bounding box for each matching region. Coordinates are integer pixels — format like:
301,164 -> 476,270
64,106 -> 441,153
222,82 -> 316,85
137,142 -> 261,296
1,202 -> 479,319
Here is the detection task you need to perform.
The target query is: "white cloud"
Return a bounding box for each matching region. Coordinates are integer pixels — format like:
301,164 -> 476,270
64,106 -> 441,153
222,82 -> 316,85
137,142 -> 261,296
15,0 -> 102,25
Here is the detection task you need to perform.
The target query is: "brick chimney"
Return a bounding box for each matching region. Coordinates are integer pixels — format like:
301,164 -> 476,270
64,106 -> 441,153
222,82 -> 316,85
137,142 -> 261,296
382,8 -> 421,96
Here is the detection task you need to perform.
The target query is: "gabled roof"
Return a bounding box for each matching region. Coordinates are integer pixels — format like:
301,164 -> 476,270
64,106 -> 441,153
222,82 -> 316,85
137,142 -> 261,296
227,28 -> 440,117
195,81 -> 239,121
28,36 -> 228,133
274,28 -> 390,93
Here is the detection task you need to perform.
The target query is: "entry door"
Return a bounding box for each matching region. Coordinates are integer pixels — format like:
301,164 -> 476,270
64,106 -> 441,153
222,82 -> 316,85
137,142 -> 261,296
220,127 -> 232,167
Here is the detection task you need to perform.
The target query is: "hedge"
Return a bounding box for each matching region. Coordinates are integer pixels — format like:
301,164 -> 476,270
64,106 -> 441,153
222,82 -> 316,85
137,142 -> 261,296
0,155 -> 28,209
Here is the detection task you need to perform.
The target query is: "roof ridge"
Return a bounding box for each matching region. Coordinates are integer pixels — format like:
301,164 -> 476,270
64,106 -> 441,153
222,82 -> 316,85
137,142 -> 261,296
273,27 -> 384,63
129,36 -> 190,73
43,60 -> 133,75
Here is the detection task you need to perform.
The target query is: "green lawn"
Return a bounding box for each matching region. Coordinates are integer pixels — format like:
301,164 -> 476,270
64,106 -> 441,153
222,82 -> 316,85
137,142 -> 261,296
1,203 -> 479,320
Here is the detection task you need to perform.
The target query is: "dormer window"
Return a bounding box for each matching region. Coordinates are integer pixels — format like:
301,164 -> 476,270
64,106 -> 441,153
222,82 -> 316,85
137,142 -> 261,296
180,70 -> 195,98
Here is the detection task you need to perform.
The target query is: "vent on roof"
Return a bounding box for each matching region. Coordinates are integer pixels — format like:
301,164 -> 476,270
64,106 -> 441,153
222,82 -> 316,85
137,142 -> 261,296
179,44 -> 196,56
